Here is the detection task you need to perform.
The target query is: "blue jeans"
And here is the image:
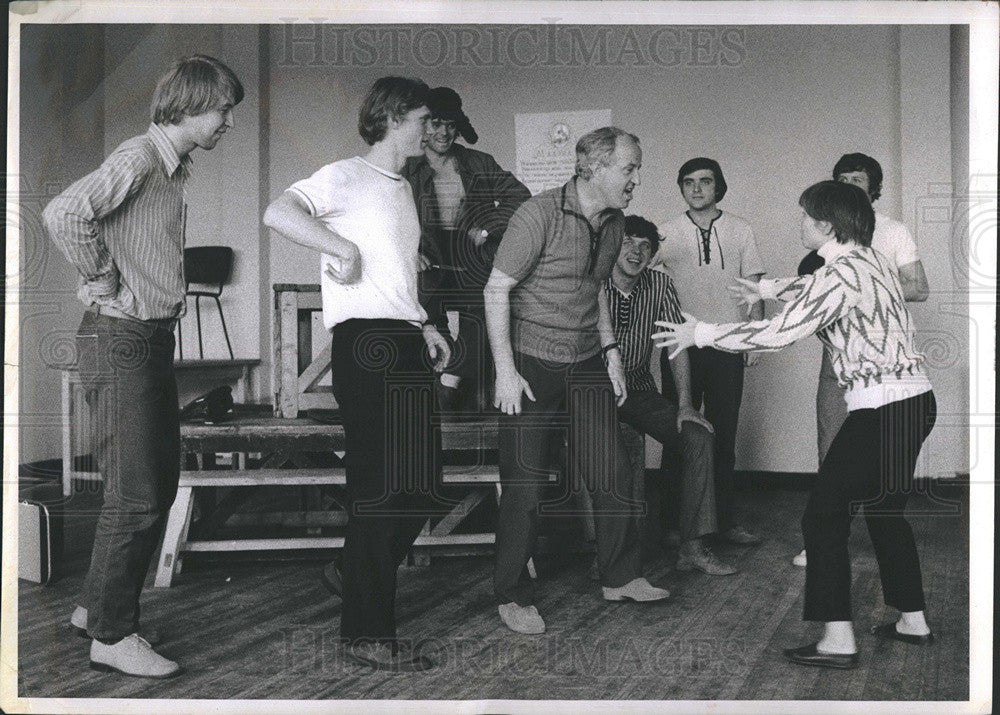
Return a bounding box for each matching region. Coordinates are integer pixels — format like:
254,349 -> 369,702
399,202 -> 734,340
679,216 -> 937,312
618,390 -> 718,542
76,312 -> 180,640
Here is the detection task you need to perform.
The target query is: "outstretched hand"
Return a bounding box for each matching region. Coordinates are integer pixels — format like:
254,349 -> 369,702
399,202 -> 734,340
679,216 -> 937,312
652,311 -> 699,360
728,277 -> 763,316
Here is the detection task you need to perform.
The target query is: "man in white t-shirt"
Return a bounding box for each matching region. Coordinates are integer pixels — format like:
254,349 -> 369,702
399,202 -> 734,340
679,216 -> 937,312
792,152 -> 930,568
264,76 -> 450,671
821,153 -> 930,460
653,157 -> 766,547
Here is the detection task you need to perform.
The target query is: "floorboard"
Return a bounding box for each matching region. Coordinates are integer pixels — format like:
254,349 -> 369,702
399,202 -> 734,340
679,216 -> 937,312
16,487 -> 970,703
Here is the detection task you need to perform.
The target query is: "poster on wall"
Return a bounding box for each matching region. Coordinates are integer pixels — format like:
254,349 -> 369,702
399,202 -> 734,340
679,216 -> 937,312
514,109 -> 612,195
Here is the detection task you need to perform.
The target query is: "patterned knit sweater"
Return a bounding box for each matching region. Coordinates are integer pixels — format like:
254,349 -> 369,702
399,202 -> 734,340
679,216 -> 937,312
693,240 -> 932,411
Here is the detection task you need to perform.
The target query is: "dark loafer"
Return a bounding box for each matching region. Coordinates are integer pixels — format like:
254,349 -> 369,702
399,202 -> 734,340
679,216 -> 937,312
870,621 -> 935,645
783,642 -> 858,669
320,562 -> 343,597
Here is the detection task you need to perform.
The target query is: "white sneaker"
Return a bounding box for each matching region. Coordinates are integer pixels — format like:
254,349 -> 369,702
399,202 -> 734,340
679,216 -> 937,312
72,606 -> 162,645
602,577 -> 670,602
792,549 -> 807,567
90,634 -> 181,678
498,602 -> 546,634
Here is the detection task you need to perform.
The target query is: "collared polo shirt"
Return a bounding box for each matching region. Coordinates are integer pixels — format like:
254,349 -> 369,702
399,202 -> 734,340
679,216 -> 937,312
43,123 -> 191,320
492,178 -> 624,363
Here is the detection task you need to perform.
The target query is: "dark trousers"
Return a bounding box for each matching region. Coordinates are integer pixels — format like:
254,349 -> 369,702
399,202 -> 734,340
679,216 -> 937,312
76,312 -> 180,641
494,352 -> 642,606
444,301 -> 493,405
618,390 -> 718,543
330,319 -> 440,643
423,229 -> 496,406
816,348 -> 849,464
661,347 -> 744,532
802,390 -> 936,622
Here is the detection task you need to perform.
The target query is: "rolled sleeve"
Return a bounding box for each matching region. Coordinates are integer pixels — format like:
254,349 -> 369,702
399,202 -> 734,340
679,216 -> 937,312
894,224 -> 920,267
288,163 -> 346,218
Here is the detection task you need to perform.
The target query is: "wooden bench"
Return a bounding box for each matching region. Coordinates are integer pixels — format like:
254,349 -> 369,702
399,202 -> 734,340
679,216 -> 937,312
154,410 -> 563,587
58,359 -> 260,496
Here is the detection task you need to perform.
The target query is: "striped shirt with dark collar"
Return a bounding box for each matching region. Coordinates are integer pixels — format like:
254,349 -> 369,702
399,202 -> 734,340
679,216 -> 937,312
43,123 -> 192,321
605,268 -> 684,393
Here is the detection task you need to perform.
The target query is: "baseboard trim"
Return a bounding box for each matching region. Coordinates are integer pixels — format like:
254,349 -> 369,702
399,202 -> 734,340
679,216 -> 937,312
645,469 -> 971,495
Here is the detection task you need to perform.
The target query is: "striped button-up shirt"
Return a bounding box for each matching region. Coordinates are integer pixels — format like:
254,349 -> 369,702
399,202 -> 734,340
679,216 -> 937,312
605,269 -> 684,393
43,123 -> 191,320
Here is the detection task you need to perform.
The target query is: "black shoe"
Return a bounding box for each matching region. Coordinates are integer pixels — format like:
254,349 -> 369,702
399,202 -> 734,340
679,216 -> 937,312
783,642 -> 858,669
870,621 -> 935,645
320,562 -> 342,597
347,641 -> 435,672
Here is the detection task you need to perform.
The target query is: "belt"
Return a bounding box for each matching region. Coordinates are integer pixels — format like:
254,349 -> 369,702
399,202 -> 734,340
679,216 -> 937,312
89,304 -> 178,330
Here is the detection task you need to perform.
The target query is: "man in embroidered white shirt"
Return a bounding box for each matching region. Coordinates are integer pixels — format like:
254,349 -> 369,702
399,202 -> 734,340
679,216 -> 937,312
653,158 -> 765,546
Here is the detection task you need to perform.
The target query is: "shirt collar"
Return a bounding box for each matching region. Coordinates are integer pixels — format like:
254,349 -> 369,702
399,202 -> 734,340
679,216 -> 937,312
355,156 -> 403,181
817,239 -> 857,262
147,123 -> 189,177
609,268 -> 650,298
560,177 -> 617,225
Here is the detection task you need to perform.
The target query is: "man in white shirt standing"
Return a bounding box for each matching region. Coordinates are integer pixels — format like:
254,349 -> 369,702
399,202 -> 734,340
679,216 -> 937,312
654,158 -> 766,547
264,76 -> 450,671
792,152 -> 930,567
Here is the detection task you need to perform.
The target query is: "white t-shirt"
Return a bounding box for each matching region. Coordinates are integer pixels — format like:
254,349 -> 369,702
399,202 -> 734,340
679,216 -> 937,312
871,211 -> 920,272
288,156 -> 427,330
653,210 -> 765,323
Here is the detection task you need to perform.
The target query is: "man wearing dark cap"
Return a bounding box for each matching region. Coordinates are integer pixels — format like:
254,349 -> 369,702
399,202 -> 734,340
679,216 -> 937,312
653,158 -> 766,548
402,87 -> 530,412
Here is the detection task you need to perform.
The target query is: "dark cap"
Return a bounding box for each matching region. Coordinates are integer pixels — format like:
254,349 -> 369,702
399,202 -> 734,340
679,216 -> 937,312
427,86 -> 478,144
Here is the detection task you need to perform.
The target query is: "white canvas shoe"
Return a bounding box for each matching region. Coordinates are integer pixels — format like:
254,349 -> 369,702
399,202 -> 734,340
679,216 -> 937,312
498,602 -> 546,634
602,577 -> 670,602
89,634 -> 180,678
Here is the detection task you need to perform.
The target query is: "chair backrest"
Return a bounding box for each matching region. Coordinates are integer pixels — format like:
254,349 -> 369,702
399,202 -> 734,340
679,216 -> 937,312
184,246 -> 234,290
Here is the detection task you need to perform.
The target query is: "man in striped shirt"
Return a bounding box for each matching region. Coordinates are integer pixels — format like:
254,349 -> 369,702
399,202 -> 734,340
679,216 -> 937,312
607,216 -> 736,575
43,55 -> 243,679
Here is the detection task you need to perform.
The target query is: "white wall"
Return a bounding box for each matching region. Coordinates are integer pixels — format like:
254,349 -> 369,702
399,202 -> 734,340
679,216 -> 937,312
18,25 -> 107,465
103,25 -> 262,369
18,23 -> 968,478
265,24 -> 966,476
18,25 -> 262,465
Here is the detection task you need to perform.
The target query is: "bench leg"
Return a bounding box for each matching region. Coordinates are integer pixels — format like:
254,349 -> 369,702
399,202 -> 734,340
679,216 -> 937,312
154,486 -> 194,588
411,520 -> 432,567
494,482 -> 536,580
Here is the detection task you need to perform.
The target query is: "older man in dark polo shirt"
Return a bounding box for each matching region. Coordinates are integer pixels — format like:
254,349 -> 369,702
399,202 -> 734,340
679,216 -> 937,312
484,126 -> 670,636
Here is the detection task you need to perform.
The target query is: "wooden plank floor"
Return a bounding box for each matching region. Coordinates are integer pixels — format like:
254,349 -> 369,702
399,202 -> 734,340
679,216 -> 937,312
17,486 -> 969,702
